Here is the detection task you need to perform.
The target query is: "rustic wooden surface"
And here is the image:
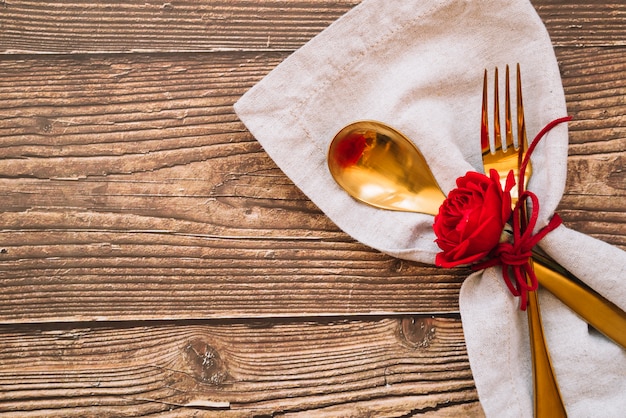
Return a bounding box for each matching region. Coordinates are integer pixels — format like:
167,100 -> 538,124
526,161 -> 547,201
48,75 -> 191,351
0,0 -> 624,416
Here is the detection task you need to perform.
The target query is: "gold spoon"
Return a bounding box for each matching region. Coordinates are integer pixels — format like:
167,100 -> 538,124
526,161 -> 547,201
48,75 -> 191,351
327,120 -> 446,215
327,120 -> 626,349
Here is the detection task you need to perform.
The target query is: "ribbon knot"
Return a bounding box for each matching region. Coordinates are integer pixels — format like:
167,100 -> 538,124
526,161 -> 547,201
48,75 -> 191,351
494,242 -> 533,267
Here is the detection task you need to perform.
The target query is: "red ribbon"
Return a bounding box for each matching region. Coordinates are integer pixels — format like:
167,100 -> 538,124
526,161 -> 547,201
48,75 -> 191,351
473,116 -> 572,310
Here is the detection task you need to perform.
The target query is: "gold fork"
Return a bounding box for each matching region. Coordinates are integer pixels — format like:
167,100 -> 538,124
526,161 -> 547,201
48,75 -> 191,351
481,64 -> 567,417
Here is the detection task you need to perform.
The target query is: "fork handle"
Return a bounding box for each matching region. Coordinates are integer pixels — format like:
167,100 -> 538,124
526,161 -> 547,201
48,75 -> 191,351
525,272 -> 567,417
532,256 -> 626,349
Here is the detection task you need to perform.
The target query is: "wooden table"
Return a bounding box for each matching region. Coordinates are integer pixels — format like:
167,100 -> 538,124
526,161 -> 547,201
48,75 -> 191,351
0,1 -> 623,416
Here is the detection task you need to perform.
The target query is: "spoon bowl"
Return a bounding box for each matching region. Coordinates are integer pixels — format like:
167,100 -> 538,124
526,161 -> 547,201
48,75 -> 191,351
327,121 -> 446,215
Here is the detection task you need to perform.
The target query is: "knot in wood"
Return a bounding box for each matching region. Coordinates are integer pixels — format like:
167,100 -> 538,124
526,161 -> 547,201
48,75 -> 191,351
183,338 -> 229,385
398,316 -> 436,349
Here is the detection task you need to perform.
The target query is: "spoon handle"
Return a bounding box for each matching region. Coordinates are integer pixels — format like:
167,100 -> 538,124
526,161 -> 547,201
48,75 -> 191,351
532,257 -> 626,349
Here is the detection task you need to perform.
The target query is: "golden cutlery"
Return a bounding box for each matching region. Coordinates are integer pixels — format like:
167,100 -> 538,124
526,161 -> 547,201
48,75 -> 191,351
481,64 -> 565,417
326,118 -> 626,350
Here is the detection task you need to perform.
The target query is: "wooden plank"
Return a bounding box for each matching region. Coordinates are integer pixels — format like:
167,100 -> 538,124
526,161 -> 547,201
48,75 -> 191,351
0,47 -> 623,323
0,0 -> 360,54
0,316 -> 483,416
0,1 -> 624,54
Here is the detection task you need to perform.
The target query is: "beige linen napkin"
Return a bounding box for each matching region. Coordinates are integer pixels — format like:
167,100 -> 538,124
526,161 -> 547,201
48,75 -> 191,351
234,0 -> 626,416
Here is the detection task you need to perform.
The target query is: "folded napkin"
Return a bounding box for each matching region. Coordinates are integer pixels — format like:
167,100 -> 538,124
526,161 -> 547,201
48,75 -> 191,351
234,0 -> 626,416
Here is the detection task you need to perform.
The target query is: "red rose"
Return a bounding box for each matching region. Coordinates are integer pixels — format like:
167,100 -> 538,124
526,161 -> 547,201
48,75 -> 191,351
433,169 -> 514,268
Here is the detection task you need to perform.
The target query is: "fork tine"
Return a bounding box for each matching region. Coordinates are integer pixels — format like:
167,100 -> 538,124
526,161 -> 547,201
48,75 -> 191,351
493,67 -> 502,152
516,63 -> 527,151
481,69 -> 490,152
505,65 -> 514,151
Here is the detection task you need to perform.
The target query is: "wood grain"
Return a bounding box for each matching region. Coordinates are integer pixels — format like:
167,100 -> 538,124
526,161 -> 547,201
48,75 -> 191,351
0,53 -> 470,323
0,0 -> 360,54
555,47 -> 626,247
0,317 -> 482,416
0,1 -> 624,54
